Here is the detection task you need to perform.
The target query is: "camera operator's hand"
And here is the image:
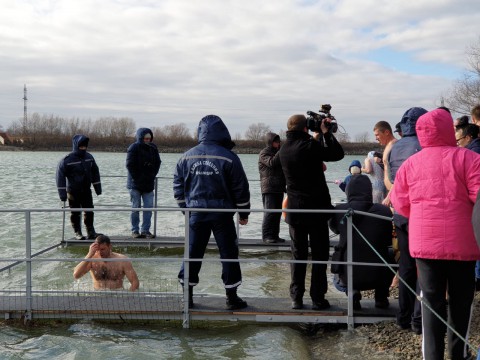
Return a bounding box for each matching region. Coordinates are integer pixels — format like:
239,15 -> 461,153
320,118 -> 332,134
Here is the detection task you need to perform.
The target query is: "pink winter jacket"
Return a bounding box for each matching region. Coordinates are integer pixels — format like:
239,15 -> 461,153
390,109 -> 480,261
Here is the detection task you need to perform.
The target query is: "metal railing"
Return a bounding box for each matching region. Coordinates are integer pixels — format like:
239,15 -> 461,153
0,206 -> 399,330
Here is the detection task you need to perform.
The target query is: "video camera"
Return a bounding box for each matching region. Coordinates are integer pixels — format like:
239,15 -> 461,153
306,104 -> 338,133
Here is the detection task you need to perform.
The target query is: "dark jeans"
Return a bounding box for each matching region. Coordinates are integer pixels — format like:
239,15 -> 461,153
178,213 -> 242,288
396,223 -> 422,328
288,218 -> 330,302
262,193 -> 284,240
416,258 -> 475,360
67,190 -> 94,233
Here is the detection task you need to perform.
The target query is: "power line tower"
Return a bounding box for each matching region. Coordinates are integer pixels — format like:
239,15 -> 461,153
23,84 -> 28,121
22,84 -> 28,135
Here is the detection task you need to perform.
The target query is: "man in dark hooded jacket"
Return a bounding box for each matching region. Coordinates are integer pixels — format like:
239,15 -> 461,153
56,134 -> 102,240
126,128 -> 161,239
173,115 -> 250,310
279,114 -> 344,310
258,132 -> 286,243
388,106 -> 427,334
329,175 -> 393,310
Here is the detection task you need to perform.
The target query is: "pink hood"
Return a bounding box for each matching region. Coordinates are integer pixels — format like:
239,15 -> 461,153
416,109 -> 456,148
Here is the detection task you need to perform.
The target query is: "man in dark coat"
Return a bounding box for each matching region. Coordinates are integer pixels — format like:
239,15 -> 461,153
56,134 -> 102,240
126,128 -> 161,238
173,115 -> 250,310
329,175 -> 394,310
258,132 -> 286,243
278,114 -> 344,310
388,107 -> 427,334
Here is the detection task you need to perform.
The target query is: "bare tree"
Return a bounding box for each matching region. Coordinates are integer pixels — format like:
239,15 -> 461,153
354,131 -> 371,143
244,123 -> 271,141
335,132 -> 351,143
445,37 -> 480,114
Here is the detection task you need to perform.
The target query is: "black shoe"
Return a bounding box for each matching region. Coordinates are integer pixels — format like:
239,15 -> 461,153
75,232 -> 86,240
226,295 -> 248,310
352,292 -> 362,310
375,298 -> 390,309
397,322 -> 411,330
411,324 -> 422,335
132,231 -> 144,239
141,231 -> 155,239
312,299 -> 330,310
87,232 -> 98,240
263,238 -> 277,244
276,238 -> 286,243
291,299 -> 304,309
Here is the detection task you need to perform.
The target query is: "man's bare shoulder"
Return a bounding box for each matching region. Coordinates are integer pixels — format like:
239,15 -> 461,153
111,252 -> 128,259
385,138 -> 397,152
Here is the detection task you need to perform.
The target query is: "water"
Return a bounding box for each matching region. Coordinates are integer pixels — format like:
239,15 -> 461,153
0,151 -> 377,359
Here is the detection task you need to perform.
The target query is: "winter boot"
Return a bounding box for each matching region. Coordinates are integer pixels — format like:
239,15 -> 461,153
226,288 -> 247,310
86,227 -> 98,240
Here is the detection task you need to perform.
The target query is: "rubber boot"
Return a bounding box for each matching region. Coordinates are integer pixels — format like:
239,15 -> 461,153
226,288 -> 247,310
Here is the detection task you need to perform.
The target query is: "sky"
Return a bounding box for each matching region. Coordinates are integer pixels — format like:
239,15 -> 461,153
0,0 -> 479,141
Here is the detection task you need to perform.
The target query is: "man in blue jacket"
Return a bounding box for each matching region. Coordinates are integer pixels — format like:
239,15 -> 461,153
174,115 -> 250,310
126,128 -> 161,239
56,135 -> 102,240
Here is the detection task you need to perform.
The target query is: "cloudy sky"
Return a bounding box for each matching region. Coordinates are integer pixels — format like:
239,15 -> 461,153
0,0 -> 479,140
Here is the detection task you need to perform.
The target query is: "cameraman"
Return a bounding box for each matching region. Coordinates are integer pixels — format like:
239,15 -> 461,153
279,114 -> 344,310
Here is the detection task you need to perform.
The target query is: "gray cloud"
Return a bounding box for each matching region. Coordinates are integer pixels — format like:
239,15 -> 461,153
0,0 -> 478,139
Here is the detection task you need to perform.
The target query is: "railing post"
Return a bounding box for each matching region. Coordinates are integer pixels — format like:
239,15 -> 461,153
346,214 -> 354,330
183,209 -> 190,329
61,201 -> 66,243
24,210 -> 33,323
153,177 -> 158,237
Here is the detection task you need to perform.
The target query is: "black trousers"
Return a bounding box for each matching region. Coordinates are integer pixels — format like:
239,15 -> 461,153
288,218 -> 329,302
396,223 -> 422,328
261,193 -> 284,240
178,213 -> 242,288
67,190 -> 94,233
416,258 -> 475,360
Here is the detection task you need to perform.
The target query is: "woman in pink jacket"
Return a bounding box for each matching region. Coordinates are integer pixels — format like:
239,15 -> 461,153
391,108 -> 480,360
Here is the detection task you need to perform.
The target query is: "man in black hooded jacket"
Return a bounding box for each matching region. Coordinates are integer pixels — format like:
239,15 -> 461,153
56,134 -> 102,240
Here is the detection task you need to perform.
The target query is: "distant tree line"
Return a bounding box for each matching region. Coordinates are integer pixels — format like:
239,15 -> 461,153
5,113 -> 379,154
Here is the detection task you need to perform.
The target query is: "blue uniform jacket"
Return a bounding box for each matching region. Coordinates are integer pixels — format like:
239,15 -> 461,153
173,115 -> 250,219
56,134 -> 102,201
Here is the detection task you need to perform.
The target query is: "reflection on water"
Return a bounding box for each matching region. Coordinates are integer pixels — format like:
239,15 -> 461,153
0,152 -> 373,359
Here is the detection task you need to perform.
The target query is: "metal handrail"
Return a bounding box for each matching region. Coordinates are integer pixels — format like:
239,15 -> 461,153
0,207 -> 396,330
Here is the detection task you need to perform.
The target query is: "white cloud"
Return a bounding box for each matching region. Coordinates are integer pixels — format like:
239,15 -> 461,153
0,0 -> 478,139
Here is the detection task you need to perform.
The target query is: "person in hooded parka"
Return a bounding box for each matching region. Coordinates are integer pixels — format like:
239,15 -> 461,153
329,174 -> 394,310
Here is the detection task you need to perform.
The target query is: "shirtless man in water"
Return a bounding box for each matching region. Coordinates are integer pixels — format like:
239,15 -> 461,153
73,235 -> 139,291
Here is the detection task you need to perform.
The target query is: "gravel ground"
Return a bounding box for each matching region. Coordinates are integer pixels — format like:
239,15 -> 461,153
355,290 -> 480,359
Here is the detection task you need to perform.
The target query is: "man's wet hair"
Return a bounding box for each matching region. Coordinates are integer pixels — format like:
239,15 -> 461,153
95,234 -> 111,245
373,121 -> 393,134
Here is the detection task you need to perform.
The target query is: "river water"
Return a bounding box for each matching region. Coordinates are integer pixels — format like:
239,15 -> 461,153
0,151 -> 391,359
